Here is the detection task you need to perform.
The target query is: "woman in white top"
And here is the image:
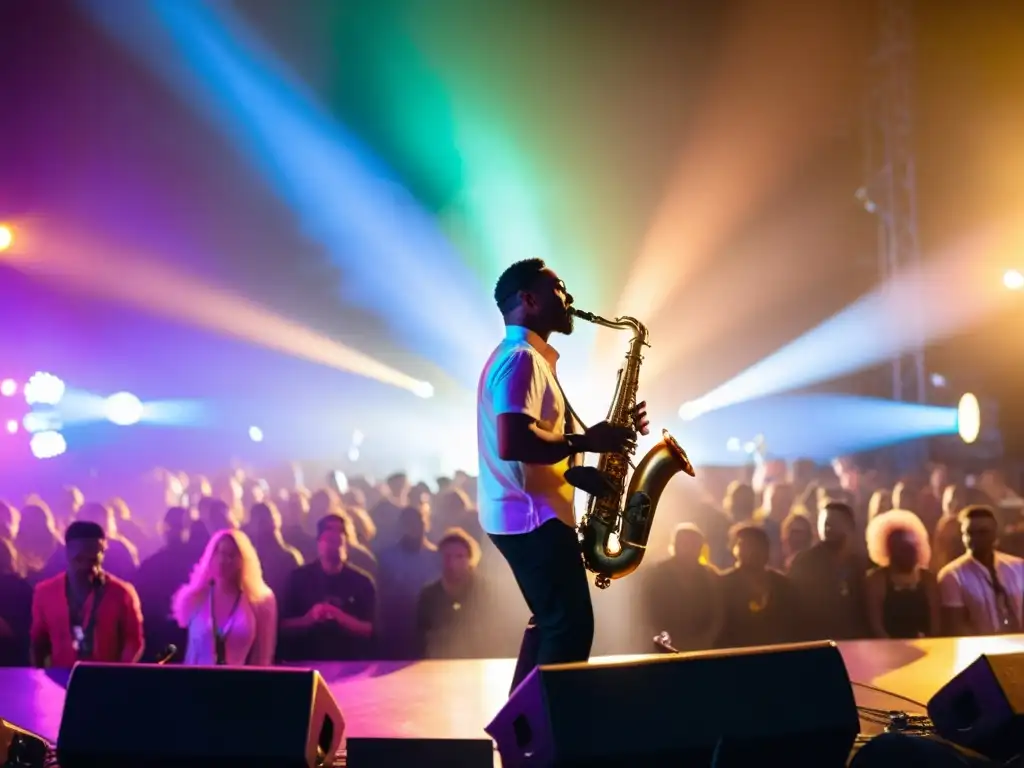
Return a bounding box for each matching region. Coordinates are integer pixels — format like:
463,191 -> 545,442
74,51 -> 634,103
172,529 -> 277,666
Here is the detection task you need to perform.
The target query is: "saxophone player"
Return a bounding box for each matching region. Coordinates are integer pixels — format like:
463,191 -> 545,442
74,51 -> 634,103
478,259 -> 649,694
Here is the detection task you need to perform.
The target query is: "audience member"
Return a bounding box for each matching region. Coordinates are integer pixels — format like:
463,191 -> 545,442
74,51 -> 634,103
864,509 -> 939,638
638,524 -> 723,651
0,539 -> 32,665
717,524 -> 800,648
173,529 -> 276,666
135,507 -> 194,662
789,501 -> 869,639
280,514 -> 376,660
377,505 -> 441,659
938,505 -> 1024,635
417,528 -> 492,658
30,521 -> 143,667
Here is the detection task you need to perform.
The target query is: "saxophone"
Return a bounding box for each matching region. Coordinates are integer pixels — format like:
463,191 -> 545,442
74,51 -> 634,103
570,308 -> 696,589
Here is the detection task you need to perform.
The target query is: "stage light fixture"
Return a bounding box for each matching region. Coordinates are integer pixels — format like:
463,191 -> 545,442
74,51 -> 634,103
347,447 -> 360,462
5,420 -> 17,435
104,392 -> 144,426
30,430 -> 67,459
0,379 -> 16,397
248,426 -> 264,443
0,224 -> 12,252
957,392 -> 981,444
23,372 -> 65,406
1004,269 -> 1024,291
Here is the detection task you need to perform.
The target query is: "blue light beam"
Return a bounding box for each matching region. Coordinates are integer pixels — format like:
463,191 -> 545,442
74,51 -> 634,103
80,0 -> 499,386
680,228 -> 1012,418
679,394 -> 960,465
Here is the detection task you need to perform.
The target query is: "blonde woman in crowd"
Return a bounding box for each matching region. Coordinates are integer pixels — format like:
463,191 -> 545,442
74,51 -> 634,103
172,529 -> 277,666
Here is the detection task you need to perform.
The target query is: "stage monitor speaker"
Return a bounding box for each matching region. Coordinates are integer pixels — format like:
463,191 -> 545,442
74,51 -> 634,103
486,641 -> 860,768
56,663 -> 344,768
928,652 -> 1024,762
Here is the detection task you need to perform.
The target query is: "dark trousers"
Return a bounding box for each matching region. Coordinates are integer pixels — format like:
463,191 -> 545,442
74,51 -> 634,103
489,518 -> 595,695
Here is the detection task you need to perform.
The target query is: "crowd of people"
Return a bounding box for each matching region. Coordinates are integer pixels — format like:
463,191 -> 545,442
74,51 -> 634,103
0,457 -> 1022,670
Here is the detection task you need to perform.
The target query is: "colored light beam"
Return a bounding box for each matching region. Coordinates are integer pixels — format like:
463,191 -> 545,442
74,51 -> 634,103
5,226 -> 434,397
80,0 -> 497,386
679,394 -> 962,466
613,0 -> 861,335
679,226 -> 1015,419
29,387 -> 209,430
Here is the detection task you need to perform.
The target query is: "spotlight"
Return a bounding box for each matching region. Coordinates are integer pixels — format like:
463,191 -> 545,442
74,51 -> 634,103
726,437 -> 742,452
104,392 -> 144,426
412,381 -> 434,399
1004,269 -> 1024,291
5,420 -> 17,435
248,426 -> 264,443
22,412 -> 56,434
957,392 -> 981,444
347,447 -> 360,462
0,379 -> 16,397
23,372 -> 65,406
0,224 -> 12,252
351,429 -> 365,447
930,373 -> 947,388
30,431 -> 67,459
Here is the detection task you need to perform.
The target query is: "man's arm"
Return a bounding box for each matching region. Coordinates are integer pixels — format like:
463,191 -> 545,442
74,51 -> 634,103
29,588 -> 50,668
247,596 -> 278,666
498,413 -> 579,465
937,568 -> 972,636
493,351 -> 632,465
120,585 -> 145,663
279,572 -> 319,633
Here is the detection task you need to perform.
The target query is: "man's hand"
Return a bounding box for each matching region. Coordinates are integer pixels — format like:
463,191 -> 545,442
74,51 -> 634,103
321,603 -> 355,628
634,400 -> 651,436
308,603 -> 331,622
580,421 -> 636,455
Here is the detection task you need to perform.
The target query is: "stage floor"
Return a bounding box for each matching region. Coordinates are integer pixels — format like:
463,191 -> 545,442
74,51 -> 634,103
2,635 -> 1023,748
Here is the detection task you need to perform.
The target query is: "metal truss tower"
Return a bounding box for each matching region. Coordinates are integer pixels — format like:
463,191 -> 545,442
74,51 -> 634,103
862,0 -> 927,409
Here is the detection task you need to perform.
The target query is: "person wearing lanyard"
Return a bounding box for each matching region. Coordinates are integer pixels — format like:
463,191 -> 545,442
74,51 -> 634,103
172,529 -> 277,666
30,521 -> 144,667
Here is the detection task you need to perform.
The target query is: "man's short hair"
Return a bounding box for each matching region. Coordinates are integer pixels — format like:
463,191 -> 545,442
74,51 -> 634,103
494,258 -> 546,314
65,521 -> 105,542
729,522 -> 769,550
316,512 -> 350,539
437,526 -> 482,566
959,504 -> 997,525
823,500 -> 855,527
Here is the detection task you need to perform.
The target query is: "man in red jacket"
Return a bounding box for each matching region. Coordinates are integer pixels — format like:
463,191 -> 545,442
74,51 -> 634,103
30,521 -> 144,667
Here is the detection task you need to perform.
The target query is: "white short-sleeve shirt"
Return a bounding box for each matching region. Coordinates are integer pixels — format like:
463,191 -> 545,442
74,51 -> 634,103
937,551 -> 1024,635
476,325 -> 576,535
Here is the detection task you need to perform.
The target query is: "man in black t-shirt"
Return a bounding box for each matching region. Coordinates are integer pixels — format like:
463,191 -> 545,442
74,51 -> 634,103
280,514 -> 376,661
416,528 -> 496,659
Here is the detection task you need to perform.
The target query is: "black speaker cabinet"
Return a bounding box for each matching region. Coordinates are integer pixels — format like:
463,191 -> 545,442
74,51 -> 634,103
928,652 -> 1024,762
56,663 -> 344,768
486,641 -> 860,767
346,737 -> 494,767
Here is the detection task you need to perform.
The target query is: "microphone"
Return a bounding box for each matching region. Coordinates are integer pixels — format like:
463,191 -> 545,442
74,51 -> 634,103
156,644 -> 178,665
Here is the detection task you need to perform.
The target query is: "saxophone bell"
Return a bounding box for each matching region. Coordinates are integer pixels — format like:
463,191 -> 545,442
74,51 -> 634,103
569,308 -> 696,589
